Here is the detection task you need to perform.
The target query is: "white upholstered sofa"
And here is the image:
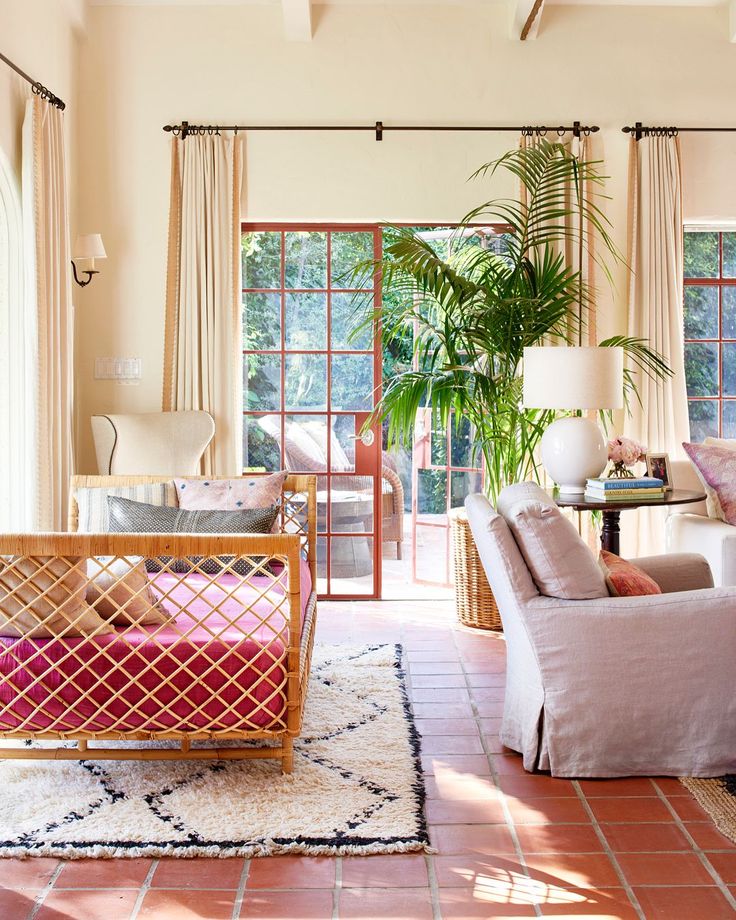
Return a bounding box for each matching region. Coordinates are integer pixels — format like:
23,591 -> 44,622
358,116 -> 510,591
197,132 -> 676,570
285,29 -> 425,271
466,485 -> 736,777
666,458 -> 736,586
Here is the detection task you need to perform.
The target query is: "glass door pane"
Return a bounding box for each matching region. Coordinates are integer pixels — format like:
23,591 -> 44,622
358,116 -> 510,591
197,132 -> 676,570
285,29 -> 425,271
242,226 -> 381,598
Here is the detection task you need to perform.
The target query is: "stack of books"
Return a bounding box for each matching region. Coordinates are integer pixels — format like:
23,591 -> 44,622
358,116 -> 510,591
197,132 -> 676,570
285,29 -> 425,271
585,477 -> 665,502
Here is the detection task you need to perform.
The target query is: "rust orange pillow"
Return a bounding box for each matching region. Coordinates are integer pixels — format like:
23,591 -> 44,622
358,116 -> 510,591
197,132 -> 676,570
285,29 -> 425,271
599,550 -> 662,597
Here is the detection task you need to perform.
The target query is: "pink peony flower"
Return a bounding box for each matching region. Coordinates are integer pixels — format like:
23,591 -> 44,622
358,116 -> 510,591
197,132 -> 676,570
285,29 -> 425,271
607,437 -> 647,467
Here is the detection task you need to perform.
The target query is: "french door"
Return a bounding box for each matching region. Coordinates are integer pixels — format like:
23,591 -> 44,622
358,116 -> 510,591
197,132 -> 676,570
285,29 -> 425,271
241,224 -> 382,599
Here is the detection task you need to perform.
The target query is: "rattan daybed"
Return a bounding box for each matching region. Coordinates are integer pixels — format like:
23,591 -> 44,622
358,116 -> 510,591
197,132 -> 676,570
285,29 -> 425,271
0,474 -> 317,774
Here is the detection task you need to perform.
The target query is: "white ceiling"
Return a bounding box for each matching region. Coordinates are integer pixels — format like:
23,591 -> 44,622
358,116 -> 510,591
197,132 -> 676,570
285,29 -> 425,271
87,0 -> 728,6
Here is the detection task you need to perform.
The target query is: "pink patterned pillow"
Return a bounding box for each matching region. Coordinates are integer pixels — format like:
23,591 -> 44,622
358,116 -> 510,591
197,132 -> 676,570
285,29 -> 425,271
175,471 -> 288,512
682,442 -> 736,524
599,551 -> 662,597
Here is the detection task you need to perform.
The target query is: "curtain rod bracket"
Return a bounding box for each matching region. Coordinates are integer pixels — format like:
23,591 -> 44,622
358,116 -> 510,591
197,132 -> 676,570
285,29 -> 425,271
375,121 -> 383,142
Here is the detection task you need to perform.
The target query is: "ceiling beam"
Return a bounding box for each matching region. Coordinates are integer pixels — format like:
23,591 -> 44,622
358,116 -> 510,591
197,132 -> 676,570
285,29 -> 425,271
282,0 -> 312,42
511,0 -> 545,41
730,0 -> 736,42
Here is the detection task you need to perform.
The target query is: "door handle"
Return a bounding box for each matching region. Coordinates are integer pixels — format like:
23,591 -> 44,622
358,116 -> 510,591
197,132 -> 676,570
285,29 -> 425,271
349,430 -> 376,447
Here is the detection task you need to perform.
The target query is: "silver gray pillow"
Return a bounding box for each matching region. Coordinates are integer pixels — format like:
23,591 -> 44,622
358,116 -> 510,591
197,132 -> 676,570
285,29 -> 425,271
107,496 -> 280,575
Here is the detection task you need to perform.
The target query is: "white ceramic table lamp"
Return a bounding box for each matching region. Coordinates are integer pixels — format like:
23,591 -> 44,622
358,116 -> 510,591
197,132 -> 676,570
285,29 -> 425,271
523,346 -> 624,494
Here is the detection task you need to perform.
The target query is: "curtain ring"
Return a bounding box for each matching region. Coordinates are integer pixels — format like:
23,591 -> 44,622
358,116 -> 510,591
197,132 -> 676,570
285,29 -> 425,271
171,126 -> 180,137
557,126 -> 566,137
537,127 -> 547,137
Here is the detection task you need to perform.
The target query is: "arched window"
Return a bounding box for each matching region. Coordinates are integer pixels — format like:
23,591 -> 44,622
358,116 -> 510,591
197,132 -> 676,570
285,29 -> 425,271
0,146 -> 32,530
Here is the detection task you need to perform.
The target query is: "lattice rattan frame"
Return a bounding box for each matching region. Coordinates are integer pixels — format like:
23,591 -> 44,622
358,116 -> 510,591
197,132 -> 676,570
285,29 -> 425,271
0,474 -> 317,773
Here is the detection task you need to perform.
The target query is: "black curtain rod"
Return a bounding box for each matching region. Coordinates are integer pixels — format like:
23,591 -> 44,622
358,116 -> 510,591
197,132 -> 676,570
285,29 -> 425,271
163,120 -> 599,142
623,122 -> 736,141
0,51 -> 65,110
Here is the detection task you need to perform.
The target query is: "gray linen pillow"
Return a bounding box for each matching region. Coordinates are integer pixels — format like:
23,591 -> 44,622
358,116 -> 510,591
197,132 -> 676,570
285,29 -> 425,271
107,496 -> 280,575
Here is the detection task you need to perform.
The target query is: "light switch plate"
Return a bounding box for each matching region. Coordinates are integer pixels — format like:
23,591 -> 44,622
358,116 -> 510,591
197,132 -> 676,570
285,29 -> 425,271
95,357 -> 142,383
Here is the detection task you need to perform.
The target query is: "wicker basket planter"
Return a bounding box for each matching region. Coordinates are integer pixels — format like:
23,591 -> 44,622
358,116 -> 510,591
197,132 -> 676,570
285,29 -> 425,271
450,509 -> 502,631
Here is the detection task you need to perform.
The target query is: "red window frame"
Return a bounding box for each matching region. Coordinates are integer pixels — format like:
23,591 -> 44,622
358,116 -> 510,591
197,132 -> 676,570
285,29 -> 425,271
683,229 -> 736,439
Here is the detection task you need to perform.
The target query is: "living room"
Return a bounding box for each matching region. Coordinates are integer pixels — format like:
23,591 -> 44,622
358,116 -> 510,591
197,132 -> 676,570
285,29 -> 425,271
1,1 -> 735,918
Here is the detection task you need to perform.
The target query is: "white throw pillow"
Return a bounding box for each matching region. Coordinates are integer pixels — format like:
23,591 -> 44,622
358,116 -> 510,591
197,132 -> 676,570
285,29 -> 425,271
496,482 -> 608,600
75,482 -> 177,532
0,556 -> 115,639
86,556 -> 169,627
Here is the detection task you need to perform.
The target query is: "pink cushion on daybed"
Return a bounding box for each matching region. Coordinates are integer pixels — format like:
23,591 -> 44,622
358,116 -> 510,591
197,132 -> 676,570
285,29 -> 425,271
0,559 -> 312,736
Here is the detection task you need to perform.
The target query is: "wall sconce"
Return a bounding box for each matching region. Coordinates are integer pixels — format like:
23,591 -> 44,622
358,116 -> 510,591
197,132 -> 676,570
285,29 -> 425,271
71,234 -> 106,287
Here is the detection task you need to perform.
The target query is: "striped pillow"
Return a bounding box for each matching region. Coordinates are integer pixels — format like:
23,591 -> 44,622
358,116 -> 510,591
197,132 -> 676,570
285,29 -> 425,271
75,483 -> 177,533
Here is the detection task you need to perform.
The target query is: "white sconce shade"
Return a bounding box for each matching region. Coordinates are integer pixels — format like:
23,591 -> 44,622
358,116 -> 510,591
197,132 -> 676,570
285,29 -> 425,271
74,234 -> 107,262
523,346 -> 624,411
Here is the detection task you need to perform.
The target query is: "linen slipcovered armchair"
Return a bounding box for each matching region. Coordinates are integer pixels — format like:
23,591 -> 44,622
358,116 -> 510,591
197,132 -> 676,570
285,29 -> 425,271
465,491 -> 736,778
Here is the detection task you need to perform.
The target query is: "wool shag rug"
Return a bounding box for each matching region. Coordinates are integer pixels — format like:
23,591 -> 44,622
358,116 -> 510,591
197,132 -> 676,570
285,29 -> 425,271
680,776 -> 736,844
0,643 -> 429,859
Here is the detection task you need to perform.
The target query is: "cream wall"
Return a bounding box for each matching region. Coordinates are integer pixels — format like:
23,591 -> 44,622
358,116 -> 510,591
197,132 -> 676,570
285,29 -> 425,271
74,2 -> 736,471
0,0 -> 84,198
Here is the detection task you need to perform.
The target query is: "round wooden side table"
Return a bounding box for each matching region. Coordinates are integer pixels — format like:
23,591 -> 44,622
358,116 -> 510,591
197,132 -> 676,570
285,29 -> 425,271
553,489 -> 706,555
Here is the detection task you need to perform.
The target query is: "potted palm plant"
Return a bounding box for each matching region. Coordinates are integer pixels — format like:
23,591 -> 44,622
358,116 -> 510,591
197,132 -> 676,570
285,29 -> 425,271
353,140 -> 670,627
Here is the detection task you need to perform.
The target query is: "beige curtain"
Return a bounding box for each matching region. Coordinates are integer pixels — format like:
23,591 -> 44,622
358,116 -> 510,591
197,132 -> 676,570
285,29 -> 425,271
519,131 -> 598,345
22,96 -> 74,531
624,134 -> 690,555
163,133 -> 243,476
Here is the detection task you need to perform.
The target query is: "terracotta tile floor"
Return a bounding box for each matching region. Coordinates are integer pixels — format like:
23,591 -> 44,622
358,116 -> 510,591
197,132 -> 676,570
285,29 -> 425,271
3,599 -> 736,920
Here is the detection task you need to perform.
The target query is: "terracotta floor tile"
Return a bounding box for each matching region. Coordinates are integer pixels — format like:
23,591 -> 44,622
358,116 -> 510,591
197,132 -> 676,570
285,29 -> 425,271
406,650 -> 460,662
433,854 -> 527,888
437,888 -> 536,918
515,824 -> 604,854
37,888 -> 138,920
505,797 -> 590,825
430,823 -> 517,855
467,673 -> 506,688
338,887 -> 433,919
536,887 -> 639,918
420,735 -> 485,756
55,858 -> 152,889
473,701 -> 507,718
706,852 -> 736,884
632,885 -> 735,920
239,889 -> 334,919
667,795 -> 713,822
246,856 -> 335,889
341,855 -> 428,888
151,857 -> 244,889
578,778 -> 657,797
522,853 -> 622,888
616,852 -> 714,886
685,822 -> 736,851
586,796 -> 673,823
481,735 -> 508,755
425,772 -> 499,802
0,888 -> 37,920
426,798 -> 506,824
602,822 -> 691,852
139,888 -> 235,919
410,662 -> 464,676
411,688 -> 471,704
411,704 -> 474,720
0,858 -> 59,889
414,718 -> 479,736
652,778 -> 689,795
489,754 -> 532,776
411,674 -> 466,689
421,755 -> 491,776
498,775 -> 578,799
478,718 -> 504,733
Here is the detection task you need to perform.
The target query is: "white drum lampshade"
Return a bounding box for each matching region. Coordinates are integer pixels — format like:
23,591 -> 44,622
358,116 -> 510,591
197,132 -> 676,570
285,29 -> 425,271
523,346 -> 624,494
73,234 -> 107,269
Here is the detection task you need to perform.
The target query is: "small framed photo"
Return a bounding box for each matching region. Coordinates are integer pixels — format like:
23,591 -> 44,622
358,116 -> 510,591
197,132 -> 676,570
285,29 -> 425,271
645,452 -> 673,491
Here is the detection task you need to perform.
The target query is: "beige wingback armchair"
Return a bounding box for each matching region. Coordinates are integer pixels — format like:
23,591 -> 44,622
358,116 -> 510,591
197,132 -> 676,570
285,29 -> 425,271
465,489 -> 736,777
91,412 -> 215,476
